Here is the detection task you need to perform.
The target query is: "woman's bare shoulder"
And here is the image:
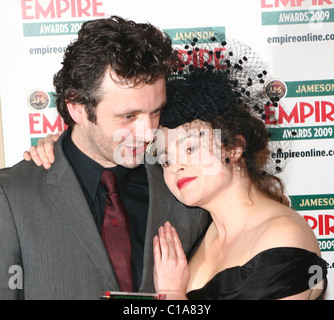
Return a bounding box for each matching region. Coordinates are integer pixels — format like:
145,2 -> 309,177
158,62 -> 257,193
251,203 -> 320,257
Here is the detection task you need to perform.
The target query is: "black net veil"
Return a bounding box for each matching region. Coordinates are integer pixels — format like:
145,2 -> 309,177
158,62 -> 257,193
156,33 -> 293,176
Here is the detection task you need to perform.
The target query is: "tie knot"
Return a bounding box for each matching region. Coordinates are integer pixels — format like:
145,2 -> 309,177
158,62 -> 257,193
100,169 -> 119,194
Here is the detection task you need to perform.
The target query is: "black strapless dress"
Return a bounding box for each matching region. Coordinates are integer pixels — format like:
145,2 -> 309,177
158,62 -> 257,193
186,247 -> 327,300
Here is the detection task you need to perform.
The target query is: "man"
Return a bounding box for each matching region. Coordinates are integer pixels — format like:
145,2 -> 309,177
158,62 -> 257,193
0,16 -> 208,299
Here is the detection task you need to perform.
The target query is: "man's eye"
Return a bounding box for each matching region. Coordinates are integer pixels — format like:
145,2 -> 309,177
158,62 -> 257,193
161,159 -> 172,168
151,109 -> 161,118
123,114 -> 136,120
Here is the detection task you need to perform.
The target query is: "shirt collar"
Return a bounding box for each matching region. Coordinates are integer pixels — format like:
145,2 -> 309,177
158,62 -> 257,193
62,129 -> 104,202
62,129 -> 147,200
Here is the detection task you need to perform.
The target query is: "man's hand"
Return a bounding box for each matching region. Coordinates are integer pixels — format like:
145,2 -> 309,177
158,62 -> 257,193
23,131 -> 63,169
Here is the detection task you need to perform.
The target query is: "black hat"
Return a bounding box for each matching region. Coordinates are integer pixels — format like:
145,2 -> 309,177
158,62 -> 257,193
161,36 -> 273,128
158,34 -> 293,175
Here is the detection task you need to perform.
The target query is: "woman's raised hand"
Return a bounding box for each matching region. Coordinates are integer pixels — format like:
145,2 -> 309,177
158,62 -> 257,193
153,221 -> 189,300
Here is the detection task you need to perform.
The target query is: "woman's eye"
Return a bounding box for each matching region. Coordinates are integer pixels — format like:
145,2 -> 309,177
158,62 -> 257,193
186,146 -> 198,154
185,140 -> 199,154
161,160 -> 171,168
184,136 -> 200,155
159,157 -> 173,168
161,160 -> 172,168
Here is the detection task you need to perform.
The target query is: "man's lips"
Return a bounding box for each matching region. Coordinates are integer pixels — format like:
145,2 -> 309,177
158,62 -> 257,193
177,177 -> 197,190
124,144 -> 147,155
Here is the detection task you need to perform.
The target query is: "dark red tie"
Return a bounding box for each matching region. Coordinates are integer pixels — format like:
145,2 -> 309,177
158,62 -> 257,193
100,169 -> 132,292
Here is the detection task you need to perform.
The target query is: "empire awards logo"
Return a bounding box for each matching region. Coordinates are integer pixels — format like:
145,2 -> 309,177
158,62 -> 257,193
28,90 -> 50,111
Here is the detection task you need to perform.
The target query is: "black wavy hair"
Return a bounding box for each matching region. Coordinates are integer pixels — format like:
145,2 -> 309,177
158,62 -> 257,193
54,15 -> 179,127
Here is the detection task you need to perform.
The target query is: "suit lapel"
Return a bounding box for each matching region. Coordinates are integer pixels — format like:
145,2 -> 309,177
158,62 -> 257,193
140,159 -> 173,292
46,134 -> 119,291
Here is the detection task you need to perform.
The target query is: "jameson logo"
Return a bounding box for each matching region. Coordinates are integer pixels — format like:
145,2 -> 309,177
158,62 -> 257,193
290,194 -> 334,211
27,90 -> 57,110
164,26 -> 226,45
28,90 -> 50,111
286,80 -> 334,97
264,79 -> 287,100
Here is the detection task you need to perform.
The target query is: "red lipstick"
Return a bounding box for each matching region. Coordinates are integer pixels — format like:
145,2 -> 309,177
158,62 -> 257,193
177,177 -> 197,190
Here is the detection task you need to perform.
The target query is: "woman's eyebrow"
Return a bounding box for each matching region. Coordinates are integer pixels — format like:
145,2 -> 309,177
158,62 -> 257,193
156,132 -> 199,158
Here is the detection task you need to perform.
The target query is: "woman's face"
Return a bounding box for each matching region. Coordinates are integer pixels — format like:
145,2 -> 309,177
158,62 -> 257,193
156,120 -> 234,208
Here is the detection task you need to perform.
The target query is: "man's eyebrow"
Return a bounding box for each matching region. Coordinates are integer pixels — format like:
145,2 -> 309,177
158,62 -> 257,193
158,99 -> 167,110
118,101 -> 167,116
152,104 -> 165,113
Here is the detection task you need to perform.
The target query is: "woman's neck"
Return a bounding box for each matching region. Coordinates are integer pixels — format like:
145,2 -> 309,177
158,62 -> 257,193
202,178 -> 263,244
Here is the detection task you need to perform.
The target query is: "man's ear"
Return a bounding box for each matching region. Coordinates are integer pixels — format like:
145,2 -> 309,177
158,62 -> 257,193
66,102 -> 86,124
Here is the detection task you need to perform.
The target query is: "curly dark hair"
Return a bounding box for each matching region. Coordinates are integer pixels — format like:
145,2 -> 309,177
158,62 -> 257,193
210,108 -> 287,206
54,15 -> 179,127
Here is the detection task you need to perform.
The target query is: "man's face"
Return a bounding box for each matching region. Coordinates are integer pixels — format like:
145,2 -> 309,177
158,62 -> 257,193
71,70 -> 167,168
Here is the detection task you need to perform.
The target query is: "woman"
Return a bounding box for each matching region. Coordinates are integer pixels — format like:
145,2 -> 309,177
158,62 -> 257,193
151,39 -> 327,300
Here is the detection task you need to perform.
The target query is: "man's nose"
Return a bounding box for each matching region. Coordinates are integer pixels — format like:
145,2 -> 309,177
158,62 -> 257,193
135,117 -> 156,143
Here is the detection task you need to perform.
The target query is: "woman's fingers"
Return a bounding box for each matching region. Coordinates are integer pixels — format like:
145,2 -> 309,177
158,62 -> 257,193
153,235 -> 161,263
171,226 -> 186,260
22,131 -> 63,169
156,222 -> 184,261
164,221 -> 177,259
158,224 -> 172,261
